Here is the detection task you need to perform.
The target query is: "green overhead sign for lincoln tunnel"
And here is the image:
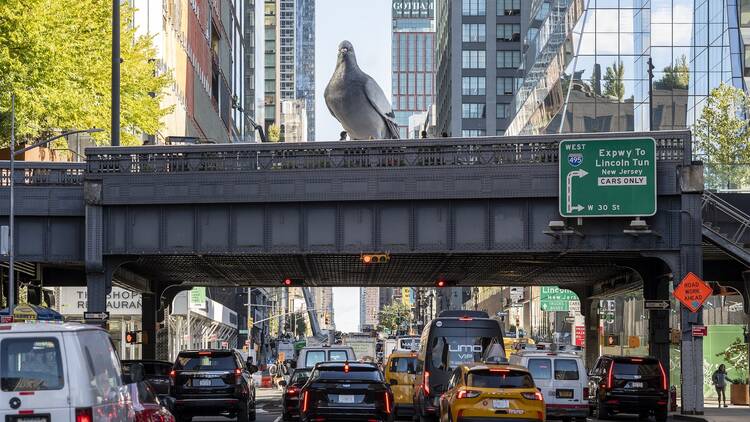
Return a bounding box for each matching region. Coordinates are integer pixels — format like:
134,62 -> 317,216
559,138 -> 657,217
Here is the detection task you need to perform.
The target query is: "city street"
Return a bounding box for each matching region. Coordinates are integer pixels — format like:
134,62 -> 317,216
194,388 -> 283,422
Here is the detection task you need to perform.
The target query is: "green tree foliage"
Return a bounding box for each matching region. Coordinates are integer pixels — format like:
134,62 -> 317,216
267,124 -> 281,142
0,0 -> 171,147
603,61 -> 625,101
655,55 -> 689,90
377,302 -> 412,335
694,83 -> 750,189
715,338 -> 749,383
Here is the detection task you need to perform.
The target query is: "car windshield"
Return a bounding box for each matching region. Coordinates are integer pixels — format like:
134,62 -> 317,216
554,359 -> 579,380
390,357 -> 417,373
1,338 -> 64,391
305,351 -> 326,367
328,350 -> 348,361
313,367 -> 383,382
175,353 -> 236,371
614,361 -> 660,377
291,369 -> 311,384
527,358 -> 552,380
467,369 -> 535,388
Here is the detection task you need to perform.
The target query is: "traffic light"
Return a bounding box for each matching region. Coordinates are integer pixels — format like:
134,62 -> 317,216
125,331 -> 138,344
360,253 -> 390,264
435,279 -> 456,288
282,278 -> 304,287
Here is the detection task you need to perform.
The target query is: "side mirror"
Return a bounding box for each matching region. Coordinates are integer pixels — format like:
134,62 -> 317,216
130,363 -> 145,383
390,379 -> 398,385
247,364 -> 259,374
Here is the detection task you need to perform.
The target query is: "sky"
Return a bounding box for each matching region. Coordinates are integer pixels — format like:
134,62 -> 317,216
319,1 -> 391,331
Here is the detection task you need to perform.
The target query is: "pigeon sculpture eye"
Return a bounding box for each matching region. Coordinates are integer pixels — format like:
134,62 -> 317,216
325,40 -> 400,140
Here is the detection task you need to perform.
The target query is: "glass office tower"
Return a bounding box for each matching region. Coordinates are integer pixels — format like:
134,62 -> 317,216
506,0 -> 747,136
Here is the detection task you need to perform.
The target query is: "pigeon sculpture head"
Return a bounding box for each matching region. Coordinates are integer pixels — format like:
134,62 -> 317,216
324,40 -> 400,140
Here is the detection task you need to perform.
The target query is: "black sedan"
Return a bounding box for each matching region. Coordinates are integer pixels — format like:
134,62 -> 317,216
282,368 -> 312,420
299,362 -> 393,422
122,359 -> 173,396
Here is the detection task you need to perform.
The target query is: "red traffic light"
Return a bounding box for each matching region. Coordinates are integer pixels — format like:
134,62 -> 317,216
283,278 -> 293,286
436,279 -> 446,288
282,278 -> 304,286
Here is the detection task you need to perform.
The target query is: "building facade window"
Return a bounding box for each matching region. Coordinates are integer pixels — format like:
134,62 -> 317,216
462,24 -> 487,42
462,76 -> 486,95
497,24 -> 521,42
497,50 -> 521,68
462,129 -> 486,137
497,77 -> 517,95
497,0 -> 520,16
496,103 -> 509,118
462,50 -> 486,68
462,103 -> 486,118
462,0 -> 486,16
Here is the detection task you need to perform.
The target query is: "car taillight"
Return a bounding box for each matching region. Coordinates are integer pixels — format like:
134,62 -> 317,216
457,389 -> 481,399
606,360 -> 615,389
422,370 -> 430,395
169,370 -> 176,386
287,386 -> 300,396
302,390 -> 309,412
135,408 -> 162,422
384,391 -> 391,414
521,391 -> 544,401
75,408 -> 93,422
583,387 -> 589,399
658,361 -> 668,390
235,367 -> 243,384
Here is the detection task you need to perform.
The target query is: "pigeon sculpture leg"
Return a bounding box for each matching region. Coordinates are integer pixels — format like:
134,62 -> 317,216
325,40 -> 400,140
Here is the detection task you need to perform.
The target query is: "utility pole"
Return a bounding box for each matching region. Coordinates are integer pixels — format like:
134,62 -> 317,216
647,57 -> 655,130
8,94 -> 15,311
111,0 -> 120,146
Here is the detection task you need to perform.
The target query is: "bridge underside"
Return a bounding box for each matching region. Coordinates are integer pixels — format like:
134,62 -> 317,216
92,251 -> 656,288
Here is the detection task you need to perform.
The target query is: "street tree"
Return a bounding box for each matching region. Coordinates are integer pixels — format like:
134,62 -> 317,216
267,124 -> 282,142
694,83 -> 750,189
377,302 -> 412,335
0,0 -> 171,147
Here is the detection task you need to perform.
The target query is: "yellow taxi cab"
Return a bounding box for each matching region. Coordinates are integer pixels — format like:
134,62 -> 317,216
439,363 -> 545,422
504,337 -> 536,359
384,350 -> 418,419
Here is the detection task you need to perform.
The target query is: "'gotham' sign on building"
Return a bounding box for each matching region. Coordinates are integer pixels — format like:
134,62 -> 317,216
393,0 -> 434,19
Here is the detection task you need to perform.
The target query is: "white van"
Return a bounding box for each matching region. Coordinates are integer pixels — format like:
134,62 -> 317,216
0,322 -> 132,421
296,346 -> 356,369
509,344 -> 589,421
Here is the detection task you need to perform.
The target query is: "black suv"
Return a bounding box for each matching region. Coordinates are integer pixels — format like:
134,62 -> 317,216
588,355 -> 669,421
170,349 -> 258,422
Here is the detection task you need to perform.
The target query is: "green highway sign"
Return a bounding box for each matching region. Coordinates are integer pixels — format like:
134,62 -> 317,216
540,286 -> 578,312
559,138 -> 657,217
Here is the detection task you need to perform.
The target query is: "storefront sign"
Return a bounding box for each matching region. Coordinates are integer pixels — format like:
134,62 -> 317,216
392,0 -> 434,19
574,326 -> 585,347
59,287 -> 142,316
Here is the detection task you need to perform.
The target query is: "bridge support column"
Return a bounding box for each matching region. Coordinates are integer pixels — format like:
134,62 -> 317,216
86,271 -> 109,313
141,292 -> 157,360
679,191 -> 704,414
572,286 -> 598,370
642,268 -> 672,387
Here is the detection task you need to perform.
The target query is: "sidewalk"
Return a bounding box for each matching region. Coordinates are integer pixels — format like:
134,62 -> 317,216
671,401 -> 749,422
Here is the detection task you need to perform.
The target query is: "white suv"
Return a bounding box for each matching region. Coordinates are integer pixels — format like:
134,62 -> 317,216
0,322 -> 132,421
509,344 -> 589,421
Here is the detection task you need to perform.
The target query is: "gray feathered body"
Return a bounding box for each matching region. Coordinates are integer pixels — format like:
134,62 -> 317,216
325,42 -> 400,140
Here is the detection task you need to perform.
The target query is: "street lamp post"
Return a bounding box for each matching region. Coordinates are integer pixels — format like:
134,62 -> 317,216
6,114 -> 103,311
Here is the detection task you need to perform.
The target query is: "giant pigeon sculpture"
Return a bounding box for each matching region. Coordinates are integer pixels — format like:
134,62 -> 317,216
324,40 -> 400,140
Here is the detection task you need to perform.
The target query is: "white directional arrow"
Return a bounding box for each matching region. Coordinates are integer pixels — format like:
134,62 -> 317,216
566,169 -> 589,214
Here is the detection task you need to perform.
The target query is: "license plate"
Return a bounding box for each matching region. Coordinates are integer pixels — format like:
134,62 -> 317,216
198,378 -> 212,386
493,399 -> 509,409
338,395 -> 354,403
556,389 -> 574,398
627,381 -> 644,389
6,416 -> 50,422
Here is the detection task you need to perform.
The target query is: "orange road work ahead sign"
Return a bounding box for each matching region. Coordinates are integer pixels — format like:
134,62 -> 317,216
674,272 -> 712,312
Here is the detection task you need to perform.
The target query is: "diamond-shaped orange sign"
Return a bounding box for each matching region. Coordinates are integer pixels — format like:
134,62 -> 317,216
674,272 -> 712,313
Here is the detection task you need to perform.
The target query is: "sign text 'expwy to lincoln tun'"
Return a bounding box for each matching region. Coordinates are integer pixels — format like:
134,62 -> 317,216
559,138 -> 657,217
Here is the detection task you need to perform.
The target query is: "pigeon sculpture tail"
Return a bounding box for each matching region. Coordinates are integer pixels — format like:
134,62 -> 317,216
324,40 -> 400,140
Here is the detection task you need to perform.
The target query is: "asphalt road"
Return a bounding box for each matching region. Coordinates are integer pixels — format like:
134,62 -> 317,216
192,389 -> 673,422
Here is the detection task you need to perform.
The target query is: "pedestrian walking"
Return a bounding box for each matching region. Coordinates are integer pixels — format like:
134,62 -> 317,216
711,364 -> 729,407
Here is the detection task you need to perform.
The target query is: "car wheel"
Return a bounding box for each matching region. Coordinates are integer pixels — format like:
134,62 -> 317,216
237,400 -> 251,422
594,401 -> 609,420
249,403 -> 257,422
655,408 -> 668,422
176,415 -> 192,422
